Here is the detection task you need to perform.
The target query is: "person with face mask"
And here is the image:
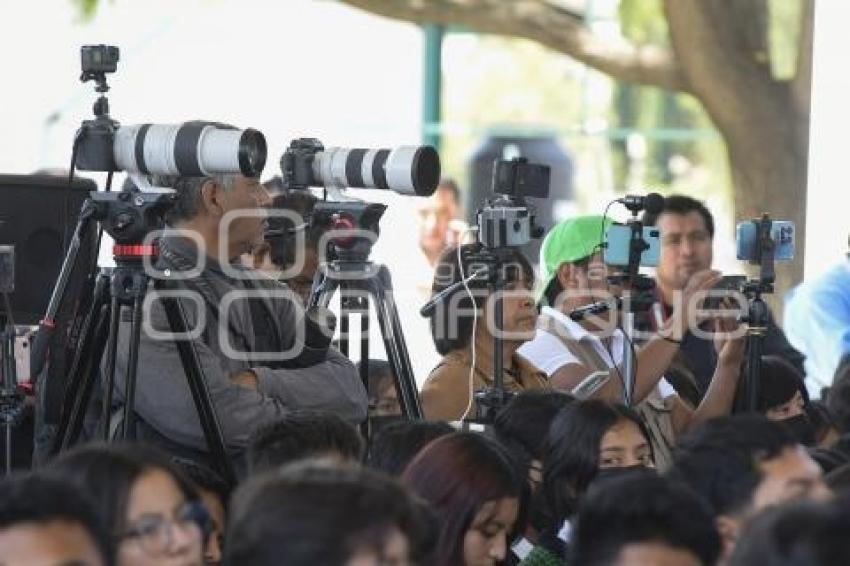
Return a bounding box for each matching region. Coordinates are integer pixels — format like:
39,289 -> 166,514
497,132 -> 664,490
756,355 -> 816,445
524,400 -> 655,565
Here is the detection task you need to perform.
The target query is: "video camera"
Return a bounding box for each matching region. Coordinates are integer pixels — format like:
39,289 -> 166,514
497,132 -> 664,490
74,45 -> 267,178
477,157 -> 549,249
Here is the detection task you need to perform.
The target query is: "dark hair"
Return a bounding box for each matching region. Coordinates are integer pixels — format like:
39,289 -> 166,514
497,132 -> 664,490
825,462 -> 850,493
225,462 -> 435,566
757,355 -> 808,412
0,473 -> 115,565
261,187 -> 322,267
172,457 -> 232,511
247,410 -> 364,474
436,177 -> 461,203
669,415 -> 797,517
571,473 -> 721,566
493,390 -> 576,462
541,255 -> 592,308
827,357 -> 850,433
542,400 -> 652,527
728,497 -> 850,566
357,359 -> 394,399
428,243 -> 534,355
366,420 -> 454,476
402,432 -> 522,566
45,443 -> 200,535
642,194 -> 715,239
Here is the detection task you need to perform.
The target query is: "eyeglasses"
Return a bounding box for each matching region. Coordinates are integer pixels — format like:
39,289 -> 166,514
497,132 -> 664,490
118,500 -> 209,556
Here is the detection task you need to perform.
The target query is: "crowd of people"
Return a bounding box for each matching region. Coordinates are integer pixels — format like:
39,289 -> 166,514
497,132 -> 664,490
3,165 -> 850,566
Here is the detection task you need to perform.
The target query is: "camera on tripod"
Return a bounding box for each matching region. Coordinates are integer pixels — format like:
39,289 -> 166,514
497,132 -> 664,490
276,138 -> 441,261
74,45 -> 267,178
477,157 -> 549,249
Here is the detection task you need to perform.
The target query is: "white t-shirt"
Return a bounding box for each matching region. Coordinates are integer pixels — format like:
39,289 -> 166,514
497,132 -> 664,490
517,307 -> 675,398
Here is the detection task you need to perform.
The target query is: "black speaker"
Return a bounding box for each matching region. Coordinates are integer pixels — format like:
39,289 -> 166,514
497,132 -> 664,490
0,174 -> 97,326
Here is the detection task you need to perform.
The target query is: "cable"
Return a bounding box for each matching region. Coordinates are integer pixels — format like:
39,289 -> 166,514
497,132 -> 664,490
456,228 -> 479,423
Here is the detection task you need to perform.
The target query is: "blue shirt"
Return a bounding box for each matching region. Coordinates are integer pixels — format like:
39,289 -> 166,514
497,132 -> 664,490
785,261 -> 850,391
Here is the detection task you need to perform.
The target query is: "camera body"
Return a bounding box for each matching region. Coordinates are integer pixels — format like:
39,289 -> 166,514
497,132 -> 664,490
736,219 -> 795,262
477,157 -> 549,249
492,158 -> 550,198
604,225 -> 661,267
478,205 -> 534,248
80,45 -> 119,75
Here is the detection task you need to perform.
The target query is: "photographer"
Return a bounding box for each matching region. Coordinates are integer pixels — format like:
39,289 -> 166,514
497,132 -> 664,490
248,179 -> 320,305
642,195 -> 804,400
108,171 -> 367,461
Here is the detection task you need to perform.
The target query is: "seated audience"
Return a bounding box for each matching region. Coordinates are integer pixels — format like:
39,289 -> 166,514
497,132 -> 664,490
403,431 -> 522,566
536,400 -> 655,563
366,419 -> 454,476
669,415 -> 831,563
247,410 -> 363,474
570,473 -> 721,566
421,244 -> 549,420
813,356 -> 850,471
517,215 -> 744,468
729,496 -> 850,566
754,355 -> 815,445
0,473 -> 113,566
174,458 -> 231,566
358,359 -> 402,417
492,390 -> 575,562
46,443 -> 208,566
225,461 -> 434,566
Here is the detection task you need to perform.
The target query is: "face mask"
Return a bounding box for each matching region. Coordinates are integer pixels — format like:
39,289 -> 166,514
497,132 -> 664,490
781,414 -> 817,446
591,464 -> 656,489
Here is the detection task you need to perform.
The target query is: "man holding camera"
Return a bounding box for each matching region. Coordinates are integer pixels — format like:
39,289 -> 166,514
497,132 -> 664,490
108,172 -> 367,461
642,195 -> 804,402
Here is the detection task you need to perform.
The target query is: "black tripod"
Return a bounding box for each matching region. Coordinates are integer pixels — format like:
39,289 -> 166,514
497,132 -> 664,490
32,188 -> 235,484
419,247 -> 516,423
309,257 -> 422,421
0,297 -> 25,475
306,201 -> 422,423
736,214 -> 778,413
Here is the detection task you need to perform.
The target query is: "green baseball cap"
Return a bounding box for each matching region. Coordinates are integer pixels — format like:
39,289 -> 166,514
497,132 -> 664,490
538,215 -> 613,301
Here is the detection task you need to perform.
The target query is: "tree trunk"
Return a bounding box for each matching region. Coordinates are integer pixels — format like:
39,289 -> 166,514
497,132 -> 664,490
663,0 -> 814,317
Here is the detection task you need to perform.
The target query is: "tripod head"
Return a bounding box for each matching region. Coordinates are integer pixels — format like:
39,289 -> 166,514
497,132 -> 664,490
311,200 -> 386,264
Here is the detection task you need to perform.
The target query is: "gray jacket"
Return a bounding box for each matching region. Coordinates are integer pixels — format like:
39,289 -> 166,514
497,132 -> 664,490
108,234 -> 367,452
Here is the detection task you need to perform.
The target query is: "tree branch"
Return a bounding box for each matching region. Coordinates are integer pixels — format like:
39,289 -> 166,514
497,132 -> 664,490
338,0 -> 688,91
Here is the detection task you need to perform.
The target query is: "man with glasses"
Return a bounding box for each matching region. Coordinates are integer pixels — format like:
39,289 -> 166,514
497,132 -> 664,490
643,195 -> 804,402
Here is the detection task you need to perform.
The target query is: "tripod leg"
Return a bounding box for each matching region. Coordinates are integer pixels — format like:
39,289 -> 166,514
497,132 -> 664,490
160,291 -> 236,485
367,274 -> 423,419
54,273 -> 111,453
99,295 -> 122,441
120,290 -> 146,441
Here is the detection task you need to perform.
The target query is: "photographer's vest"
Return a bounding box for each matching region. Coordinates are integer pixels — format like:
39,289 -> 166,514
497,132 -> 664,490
537,313 -> 677,470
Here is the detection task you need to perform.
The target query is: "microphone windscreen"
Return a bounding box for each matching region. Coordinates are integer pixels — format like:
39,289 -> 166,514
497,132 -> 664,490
644,192 -> 665,215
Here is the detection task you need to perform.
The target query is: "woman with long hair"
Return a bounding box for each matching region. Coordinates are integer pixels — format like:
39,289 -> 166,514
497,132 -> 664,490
530,400 -> 654,564
403,431 -> 523,566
